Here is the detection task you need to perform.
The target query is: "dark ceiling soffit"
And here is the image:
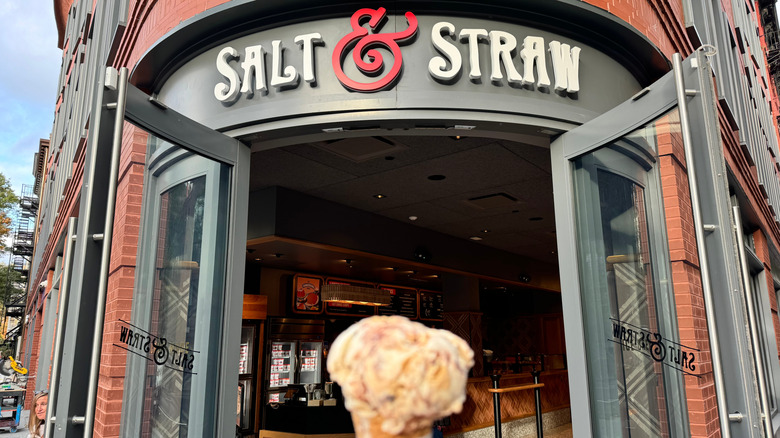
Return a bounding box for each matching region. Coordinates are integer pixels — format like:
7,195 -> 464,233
130,0 -> 671,94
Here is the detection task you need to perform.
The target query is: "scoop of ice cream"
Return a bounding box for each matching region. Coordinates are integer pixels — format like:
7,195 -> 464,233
327,315 -> 474,437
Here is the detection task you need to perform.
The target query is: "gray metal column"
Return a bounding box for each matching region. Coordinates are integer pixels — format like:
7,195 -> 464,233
45,217 -> 77,430
679,49 -> 765,437
673,52 -> 731,438
81,66 -> 128,438
51,66 -> 121,437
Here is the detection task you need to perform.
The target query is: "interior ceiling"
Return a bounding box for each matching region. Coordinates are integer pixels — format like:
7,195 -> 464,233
245,134 -> 557,289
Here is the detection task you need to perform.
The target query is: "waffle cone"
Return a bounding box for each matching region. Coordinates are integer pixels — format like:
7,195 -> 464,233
351,413 -> 432,438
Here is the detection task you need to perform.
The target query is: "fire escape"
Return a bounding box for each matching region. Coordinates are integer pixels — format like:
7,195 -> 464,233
5,185 -> 38,348
759,0 -> 780,129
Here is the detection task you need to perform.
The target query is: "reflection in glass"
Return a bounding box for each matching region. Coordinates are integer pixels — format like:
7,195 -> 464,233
141,176 -> 206,437
121,134 -> 232,438
239,326 -> 255,375
573,111 -> 687,437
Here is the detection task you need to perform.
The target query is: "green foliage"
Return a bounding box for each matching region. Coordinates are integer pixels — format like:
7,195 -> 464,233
0,173 -> 18,241
0,174 -> 16,211
0,346 -> 12,359
0,265 -> 26,307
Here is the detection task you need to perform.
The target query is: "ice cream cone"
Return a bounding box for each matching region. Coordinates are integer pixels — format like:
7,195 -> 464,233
351,413 -> 432,438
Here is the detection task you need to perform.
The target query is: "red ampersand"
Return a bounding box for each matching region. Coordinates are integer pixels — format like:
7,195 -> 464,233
332,7 -> 418,92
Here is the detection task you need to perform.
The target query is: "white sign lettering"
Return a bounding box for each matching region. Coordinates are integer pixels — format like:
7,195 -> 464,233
429,23 -> 577,91
213,19 -> 581,104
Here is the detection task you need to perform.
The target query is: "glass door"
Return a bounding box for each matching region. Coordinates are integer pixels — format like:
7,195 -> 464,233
570,116 -> 685,437
552,50 -> 776,438
118,76 -> 250,438
139,143 -> 227,437
551,57 -> 692,437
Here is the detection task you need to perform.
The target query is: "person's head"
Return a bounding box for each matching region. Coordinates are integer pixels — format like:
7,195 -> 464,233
34,391 -> 48,420
29,390 -> 48,434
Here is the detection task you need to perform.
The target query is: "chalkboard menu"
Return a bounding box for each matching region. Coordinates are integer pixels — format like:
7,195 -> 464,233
324,279 -> 377,317
377,285 -> 419,319
419,290 -> 444,321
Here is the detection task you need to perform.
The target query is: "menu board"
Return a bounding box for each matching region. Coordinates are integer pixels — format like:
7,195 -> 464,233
377,285 -> 419,319
324,279 -> 377,317
292,275 -> 323,314
419,290 -> 444,321
325,301 -> 376,316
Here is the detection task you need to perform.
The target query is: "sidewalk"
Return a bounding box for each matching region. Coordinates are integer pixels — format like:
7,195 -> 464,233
0,409 -> 29,437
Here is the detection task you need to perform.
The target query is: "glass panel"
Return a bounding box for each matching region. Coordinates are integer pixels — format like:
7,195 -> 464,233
750,274 -> 778,413
122,132 -> 232,438
239,326 -> 255,375
140,175 -> 206,437
238,378 -> 253,429
298,341 -> 322,384
572,112 -> 686,437
268,341 -> 295,388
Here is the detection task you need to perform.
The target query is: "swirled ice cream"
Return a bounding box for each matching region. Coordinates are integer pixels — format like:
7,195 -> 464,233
327,315 -> 474,438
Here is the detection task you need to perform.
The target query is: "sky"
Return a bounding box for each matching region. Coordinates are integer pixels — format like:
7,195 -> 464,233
0,0 -> 61,197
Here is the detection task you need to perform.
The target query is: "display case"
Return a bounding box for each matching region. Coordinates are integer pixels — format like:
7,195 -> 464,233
264,319 -> 325,404
298,341 -> 323,385
237,321 -> 262,437
267,340 -> 295,401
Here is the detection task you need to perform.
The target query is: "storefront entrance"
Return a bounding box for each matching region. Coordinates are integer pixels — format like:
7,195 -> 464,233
94,3 -> 760,437
105,52 -> 742,438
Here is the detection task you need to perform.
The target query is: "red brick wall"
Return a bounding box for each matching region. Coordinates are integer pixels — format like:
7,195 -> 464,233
657,112 -> 721,438
92,124 -> 147,437
114,0 -> 229,70
584,0 -> 693,58
24,269 -> 55,410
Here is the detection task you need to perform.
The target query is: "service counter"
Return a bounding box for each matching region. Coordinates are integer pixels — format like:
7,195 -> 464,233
448,369 -> 570,434
260,369 -> 568,437
263,403 -> 354,435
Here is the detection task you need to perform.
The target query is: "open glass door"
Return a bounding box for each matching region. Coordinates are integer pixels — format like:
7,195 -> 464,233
554,49 -> 777,438
115,71 -> 250,438
552,56 -> 693,437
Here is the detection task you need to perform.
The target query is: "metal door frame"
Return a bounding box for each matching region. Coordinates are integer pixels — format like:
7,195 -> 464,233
551,49 -> 761,437
50,67 -> 249,437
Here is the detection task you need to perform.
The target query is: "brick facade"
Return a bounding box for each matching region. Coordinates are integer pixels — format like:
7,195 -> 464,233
657,112 -> 721,437
92,124 -> 147,436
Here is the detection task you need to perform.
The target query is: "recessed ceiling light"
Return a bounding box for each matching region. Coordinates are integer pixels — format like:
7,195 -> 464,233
374,194 -> 386,199
470,236 -> 483,241
409,215 -> 418,221
529,217 -> 543,221
427,175 -> 446,181
255,258 -> 262,261
481,229 -> 490,233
